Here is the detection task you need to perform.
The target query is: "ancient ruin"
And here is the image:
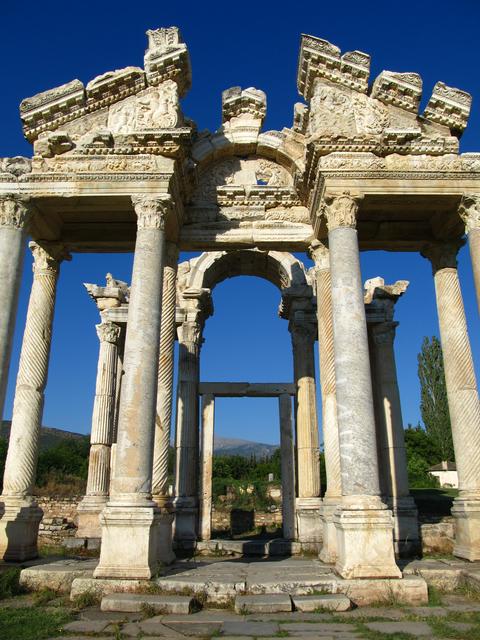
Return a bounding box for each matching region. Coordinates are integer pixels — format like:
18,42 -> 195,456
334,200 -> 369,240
0,27 -> 479,604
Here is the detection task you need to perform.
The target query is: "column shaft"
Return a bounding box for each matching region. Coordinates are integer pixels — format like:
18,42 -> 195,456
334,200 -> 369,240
0,195 -> 32,421
0,241 -> 67,561
279,394 -> 296,541
423,242 -> 480,560
95,195 -> 170,580
199,394 -> 215,541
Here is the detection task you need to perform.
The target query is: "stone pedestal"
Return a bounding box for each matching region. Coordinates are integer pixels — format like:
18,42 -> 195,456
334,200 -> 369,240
94,195 -> 170,579
309,241 -> 341,562
296,497 -> 323,543
0,195 -> 32,419
0,241 -> 68,561
423,242 -> 480,561
325,193 -> 400,579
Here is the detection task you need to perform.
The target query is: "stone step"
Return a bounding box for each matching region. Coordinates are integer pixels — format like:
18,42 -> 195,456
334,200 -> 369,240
101,593 -> 194,615
292,593 -> 352,612
235,594 -> 292,614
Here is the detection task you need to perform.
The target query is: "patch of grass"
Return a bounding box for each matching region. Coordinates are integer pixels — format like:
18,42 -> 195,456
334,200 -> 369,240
71,589 -> 100,610
454,581 -> 480,602
428,584 -> 444,606
140,602 -> 157,618
274,631 -> 289,637
0,568 -> 23,600
32,588 -> 58,607
0,605 -> 72,640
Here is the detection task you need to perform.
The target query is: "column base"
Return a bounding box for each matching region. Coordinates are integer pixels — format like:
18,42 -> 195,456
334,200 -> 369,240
76,495 -> 108,539
157,508 -> 176,565
334,496 -> 401,579
173,497 -> 198,542
296,497 -> 322,543
0,496 -> 43,562
389,496 -> 420,558
94,502 -> 162,579
452,496 -> 480,561
319,498 -> 340,563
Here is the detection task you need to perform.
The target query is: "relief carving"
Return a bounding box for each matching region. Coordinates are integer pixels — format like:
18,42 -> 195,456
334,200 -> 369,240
107,81 -> 179,133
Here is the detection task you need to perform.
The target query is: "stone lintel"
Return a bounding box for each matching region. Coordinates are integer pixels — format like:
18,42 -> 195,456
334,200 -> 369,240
198,382 -> 296,397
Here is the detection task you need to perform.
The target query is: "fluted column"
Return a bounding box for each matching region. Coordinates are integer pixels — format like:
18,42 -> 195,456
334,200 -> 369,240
279,393 -> 296,541
174,320 -> 202,542
95,195 -> 170,579
369,321 -> 419,556
0,241 -> 69,561
326,193 -> 400,579
458,195 -> 480,316
0,195 -> 33,422
199,394 -> 215,541
76,321 -> 122,539
309,240 -> 341,562
152,243 -> 179,503
290,312 -> 322,544
422,242 -> 480,560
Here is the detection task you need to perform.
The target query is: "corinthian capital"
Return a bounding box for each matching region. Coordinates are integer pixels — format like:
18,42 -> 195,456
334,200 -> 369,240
0,194 -> 33,230
421,241 -> 463,274
132,195 -> 172,230
324,192 -> 360,231
29,241 -> 71,275
96,321 -> 122,344
458,194 -> 480,233
308,239 -> 329,271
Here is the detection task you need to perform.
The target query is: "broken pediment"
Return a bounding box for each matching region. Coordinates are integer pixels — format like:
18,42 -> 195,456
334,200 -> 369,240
297,34 -> 472,157
20,27 -> 192,150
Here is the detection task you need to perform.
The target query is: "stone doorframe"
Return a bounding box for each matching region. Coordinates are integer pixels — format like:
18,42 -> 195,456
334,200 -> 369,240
197,382 -> 297,541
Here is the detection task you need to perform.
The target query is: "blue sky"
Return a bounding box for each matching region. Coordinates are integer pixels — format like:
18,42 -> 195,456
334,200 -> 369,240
1,1 -> 479,445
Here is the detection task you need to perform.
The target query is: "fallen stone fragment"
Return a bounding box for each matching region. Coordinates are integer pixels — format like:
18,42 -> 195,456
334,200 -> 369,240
366,621 -> 432,636
101,593 -> 193,614
235,594 -> 292,614
293,594 -> 351,612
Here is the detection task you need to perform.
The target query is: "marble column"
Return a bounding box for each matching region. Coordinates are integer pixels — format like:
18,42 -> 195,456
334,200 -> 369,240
76,321 -> 122,539
279,393 -> 296,541
458,195 -> 480,316
151,242 -> 178,564
290,311 -> 322,544
0,241 -> 69,561
422,242 -> 480,561
0,195 -> 33,421
326,193 -> 400,579
309,240 -> 341,562
174,319 -> 202,543
369,320 -> 420,557
95,195 -> 170,579
199,394 -> 215,541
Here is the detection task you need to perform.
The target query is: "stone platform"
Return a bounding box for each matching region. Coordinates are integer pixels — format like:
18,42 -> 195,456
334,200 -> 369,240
189,538 -> 321,556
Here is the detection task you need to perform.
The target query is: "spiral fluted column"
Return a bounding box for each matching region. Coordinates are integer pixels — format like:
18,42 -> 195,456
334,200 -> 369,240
95,195 -> 170,579
326,192 -> 400,579
309,240 -> 341,561
77,321 -> 122,539
422,242 -> 480,560
0,195 -> 33,423
152,242 -> 179,503
0,241 -> 69,561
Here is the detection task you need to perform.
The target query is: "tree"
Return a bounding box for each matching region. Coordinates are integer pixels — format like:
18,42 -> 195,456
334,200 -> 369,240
417,336 -> 454,462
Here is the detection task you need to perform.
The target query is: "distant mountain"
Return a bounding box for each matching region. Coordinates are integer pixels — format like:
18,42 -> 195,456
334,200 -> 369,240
214,436 -> 278,458
1,421 -> 87,450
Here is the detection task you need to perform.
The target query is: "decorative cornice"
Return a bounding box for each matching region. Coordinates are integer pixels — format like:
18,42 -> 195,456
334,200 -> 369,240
96,321 -> 122,344
421,241 -> 463,273
308,239 -> 329,270
0,194 -> 33,230
458,194 -> 480,233
29,241 -> 71,275
324,192 -> 360,231
131,195 -> 172,230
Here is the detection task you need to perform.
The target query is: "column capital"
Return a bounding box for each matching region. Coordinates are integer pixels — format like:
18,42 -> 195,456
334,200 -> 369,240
370,321 -> 398,346
421,241 -> 464,274
132,195 -> 172,230
177,320 -> 203,347
459,194 -> 480,233
96,321 -> 122,345
308,239 -> 329,271
29,241 -> 71,275
324,192 -> 361,232
0,194 -> 33,230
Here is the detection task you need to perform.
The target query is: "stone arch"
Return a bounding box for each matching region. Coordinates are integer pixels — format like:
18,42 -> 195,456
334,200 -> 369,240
178,249 -> 310,294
